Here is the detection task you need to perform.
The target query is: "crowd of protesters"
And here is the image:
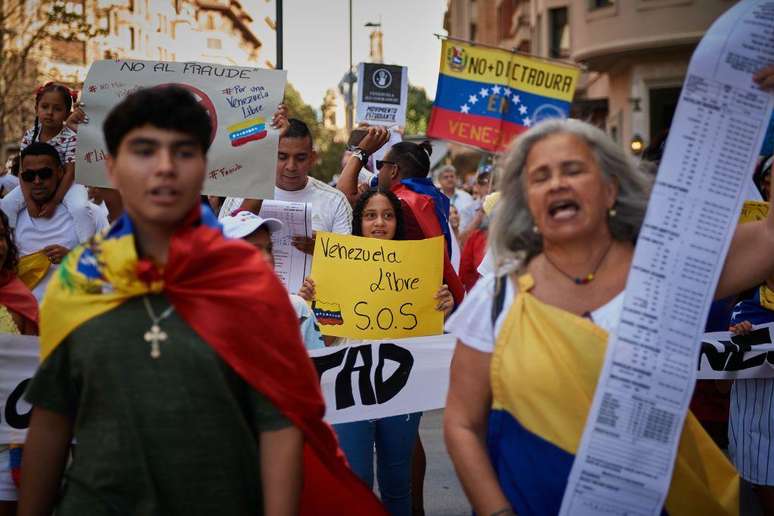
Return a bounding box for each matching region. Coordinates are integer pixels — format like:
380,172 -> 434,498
0,59 -> 770,516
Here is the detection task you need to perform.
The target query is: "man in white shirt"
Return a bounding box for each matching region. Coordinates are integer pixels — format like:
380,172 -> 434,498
4,142 -> 106,301
220,118 -> 352,253
437,165 -> 475,232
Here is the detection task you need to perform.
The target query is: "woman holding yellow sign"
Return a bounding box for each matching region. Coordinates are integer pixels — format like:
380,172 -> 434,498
300,188 -> 453,516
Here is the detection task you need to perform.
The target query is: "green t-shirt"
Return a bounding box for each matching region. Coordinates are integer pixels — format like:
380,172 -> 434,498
26,294 -> 290,516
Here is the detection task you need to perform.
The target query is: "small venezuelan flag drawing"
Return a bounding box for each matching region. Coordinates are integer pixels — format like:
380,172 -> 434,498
227,117 -> 267,147
312,300 -> 344,326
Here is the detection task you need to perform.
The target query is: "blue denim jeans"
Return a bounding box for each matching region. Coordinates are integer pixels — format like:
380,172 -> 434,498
334,412 -> 422,516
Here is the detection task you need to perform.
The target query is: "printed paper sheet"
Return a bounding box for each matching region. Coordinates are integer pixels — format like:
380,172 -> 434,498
258,200 -> 312,294
561,2 -> 774,514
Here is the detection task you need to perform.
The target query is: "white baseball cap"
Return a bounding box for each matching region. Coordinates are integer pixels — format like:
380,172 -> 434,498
221,210 -> 283,239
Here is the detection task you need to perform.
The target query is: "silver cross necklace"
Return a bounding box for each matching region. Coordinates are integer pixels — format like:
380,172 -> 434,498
142,296 -> 175,359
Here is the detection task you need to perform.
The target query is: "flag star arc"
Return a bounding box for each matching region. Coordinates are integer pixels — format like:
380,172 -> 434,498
479,87 -> 489,97
504,88 -> 512,97
468,94 -> 478,104
519,105 -> 528,115
492,85 -> 502,95
523,117 -> 532,127
460,104 -> 470,114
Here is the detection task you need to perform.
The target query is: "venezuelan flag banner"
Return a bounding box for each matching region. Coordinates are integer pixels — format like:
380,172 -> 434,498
428,39 -> 580,152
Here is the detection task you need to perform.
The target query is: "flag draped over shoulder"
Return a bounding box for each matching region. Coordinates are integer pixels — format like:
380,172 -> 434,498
40,204 -> 386,516
428,39 -> 580,152
489,275 -> 738,515
0,272 -> 38,333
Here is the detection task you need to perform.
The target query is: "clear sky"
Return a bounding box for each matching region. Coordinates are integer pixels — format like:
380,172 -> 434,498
277,0 -> 448,113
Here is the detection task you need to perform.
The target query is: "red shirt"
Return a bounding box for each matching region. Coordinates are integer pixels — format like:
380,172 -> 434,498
460,229 -> 488,292
391,183 -> 465,305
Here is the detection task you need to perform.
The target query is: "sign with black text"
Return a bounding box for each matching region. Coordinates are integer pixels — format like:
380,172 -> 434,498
309,335 -> 454,424
356,63 -> 408,126
697,324 -> 774,379
310,232 -> 444,340
0,335 -> 37,443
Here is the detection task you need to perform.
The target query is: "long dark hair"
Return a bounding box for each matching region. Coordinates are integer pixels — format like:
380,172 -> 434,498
0,210 -> 19,273
31,82 -> 76,142
352,189 -> 405,240
387,140 -> 433,178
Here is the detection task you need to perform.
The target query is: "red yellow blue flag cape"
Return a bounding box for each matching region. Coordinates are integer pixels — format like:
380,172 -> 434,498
39,204 -> 387,516
489,275 -> 738,515
428,39 -> 580,152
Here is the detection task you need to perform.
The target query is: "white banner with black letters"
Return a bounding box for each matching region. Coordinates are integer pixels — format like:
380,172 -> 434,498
3,329 -> 771,440
698,323 -> 774,379
309,335 -> 454,424
0,335 -> 36,443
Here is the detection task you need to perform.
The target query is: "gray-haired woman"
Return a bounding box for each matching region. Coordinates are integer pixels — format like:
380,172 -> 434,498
443,68 -> 774,516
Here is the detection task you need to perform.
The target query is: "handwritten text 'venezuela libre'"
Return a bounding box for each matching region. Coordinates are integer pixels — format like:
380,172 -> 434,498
319,236 -> 402,264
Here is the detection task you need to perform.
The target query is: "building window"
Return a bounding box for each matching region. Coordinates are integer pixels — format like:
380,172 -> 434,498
589,0 -> 614,9
469,22 -> 477,42
129,27 -> 136,50
206,14 -> 216,30
50,38 -> 86,65
497,0 -> 516,41
207,38 -> 222,49
548,7 -> 569,59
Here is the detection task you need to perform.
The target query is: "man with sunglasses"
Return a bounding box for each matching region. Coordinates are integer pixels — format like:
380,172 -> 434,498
2,141 -> 106,301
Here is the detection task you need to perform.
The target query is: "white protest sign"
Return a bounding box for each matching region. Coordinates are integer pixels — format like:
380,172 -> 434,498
76,60 -> 287,199
356,63 -> 408,127
306,330 -> 774,426
561,2 -> 774,515
309,335 -> 454,424
258,200 -> 313,294
697,323 -> 774,379
0,335 -> 37,443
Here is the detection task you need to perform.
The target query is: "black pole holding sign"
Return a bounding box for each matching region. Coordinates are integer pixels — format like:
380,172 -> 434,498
276,0 -> 283,69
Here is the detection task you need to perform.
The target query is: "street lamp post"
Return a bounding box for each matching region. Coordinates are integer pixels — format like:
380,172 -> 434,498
347,0 -> 354,133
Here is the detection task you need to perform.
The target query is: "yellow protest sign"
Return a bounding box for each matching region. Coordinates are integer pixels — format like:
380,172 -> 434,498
739,200 -> 769,223
310,232 -> 444,339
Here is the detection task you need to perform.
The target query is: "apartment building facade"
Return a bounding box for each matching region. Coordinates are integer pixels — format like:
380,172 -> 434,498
444,0 -> 737,151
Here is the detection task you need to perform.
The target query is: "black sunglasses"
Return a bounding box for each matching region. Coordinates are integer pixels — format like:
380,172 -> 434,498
376,160 -> 396,171
21,167 -> 54,183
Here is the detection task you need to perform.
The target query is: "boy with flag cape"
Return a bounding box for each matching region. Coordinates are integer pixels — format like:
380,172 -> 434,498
18,86 -> 386,516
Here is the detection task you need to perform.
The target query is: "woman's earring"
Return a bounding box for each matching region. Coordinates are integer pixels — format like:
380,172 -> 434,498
608,207 -> 617,218
532,225 -> 540,234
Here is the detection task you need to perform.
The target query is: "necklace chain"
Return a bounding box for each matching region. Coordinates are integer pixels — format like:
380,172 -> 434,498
543,241 -> 614,285
143,296 -> 175,359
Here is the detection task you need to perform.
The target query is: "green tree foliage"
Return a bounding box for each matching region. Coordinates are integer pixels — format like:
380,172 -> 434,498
316,140 -> 347,185
283,82 -> 322,143
283,82 -> 340,183
405,84 -> 433,136
0,0 -> 104,148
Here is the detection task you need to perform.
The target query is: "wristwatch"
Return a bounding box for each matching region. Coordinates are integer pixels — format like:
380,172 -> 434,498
351,147 -> 369,163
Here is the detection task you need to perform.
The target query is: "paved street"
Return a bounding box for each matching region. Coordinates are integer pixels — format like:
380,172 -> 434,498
419,409 -> 470,516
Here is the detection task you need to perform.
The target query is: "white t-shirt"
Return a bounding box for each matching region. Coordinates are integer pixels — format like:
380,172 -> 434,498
445,274 -> 624,353
0,175 -> 19,196
274,177 -> 352,234
16,205 -> 80,301
219,177 -> 353,235
477,248 -> 495,277
448,188 -> 475,232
